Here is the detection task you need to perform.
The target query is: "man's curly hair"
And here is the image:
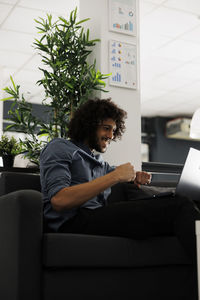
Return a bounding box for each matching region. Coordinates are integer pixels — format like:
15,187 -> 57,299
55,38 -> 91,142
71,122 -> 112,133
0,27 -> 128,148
68,98 -> 127,143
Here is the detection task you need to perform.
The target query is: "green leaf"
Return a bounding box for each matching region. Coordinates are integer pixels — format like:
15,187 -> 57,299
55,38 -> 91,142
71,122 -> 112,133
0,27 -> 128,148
97,80 -> 106,86
5,124 -> 16,130
86,29 -> 89,41
73,7 -> 77,22
40,35 -> 46,43
35,26 -> 45,32
70,10 -> 74,24
59,16 -> 69,25
0,96 -> 14,101
101,73 -> 112,79
75,18 -> 90,25
88,39 -> 100,44
34,18 -> 45,25
10,76 -> 17,91
64,81 -> 73,89
38,133 -> 49,138
47,14 -> 52,26
15,109 -> 21,122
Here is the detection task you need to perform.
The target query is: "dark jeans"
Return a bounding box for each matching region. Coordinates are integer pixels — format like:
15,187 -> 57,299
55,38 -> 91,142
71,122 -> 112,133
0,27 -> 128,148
59,185 -> 200,262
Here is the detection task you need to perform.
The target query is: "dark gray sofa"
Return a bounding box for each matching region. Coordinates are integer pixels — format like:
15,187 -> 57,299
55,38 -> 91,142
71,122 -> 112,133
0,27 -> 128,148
0,170 -> 198,300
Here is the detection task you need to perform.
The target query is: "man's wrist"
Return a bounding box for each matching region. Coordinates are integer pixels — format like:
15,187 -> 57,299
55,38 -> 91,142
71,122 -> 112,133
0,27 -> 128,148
109,169 -> 121,184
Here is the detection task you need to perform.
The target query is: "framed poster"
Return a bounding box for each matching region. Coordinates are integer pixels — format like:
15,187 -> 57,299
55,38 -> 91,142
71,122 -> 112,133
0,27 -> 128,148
109,40 -> 137,89
109,0 -> 136,36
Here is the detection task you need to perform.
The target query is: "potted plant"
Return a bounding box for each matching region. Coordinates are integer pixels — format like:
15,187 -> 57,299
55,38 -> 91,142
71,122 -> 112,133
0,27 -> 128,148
0,7 -> 110,165
0,135 -> 21,168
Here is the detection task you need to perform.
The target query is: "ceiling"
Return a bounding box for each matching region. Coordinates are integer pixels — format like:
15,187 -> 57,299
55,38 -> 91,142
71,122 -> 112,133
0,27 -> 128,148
0,0 -> 200,118
140,0 -> 200,117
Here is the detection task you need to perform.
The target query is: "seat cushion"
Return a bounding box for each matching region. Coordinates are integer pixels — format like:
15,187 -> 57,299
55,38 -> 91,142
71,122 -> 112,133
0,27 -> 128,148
43,233 -> 191,268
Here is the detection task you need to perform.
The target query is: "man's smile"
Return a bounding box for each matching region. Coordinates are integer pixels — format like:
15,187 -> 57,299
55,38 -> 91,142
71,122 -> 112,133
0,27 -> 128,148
101,137 -> 111,148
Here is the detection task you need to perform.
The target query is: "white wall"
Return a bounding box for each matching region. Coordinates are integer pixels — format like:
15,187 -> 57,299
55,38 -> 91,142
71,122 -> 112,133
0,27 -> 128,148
79,0 -> 141,170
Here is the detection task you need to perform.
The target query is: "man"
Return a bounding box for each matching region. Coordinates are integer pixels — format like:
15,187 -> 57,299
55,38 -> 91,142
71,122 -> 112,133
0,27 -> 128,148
40,98 -> 200,261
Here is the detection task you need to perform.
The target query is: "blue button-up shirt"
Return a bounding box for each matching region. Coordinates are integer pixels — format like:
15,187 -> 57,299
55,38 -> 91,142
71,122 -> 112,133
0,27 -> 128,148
40,138 -> 115,232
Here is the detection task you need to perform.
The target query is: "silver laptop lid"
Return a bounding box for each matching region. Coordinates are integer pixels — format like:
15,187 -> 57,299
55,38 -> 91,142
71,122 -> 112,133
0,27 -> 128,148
176,147 -> 200,202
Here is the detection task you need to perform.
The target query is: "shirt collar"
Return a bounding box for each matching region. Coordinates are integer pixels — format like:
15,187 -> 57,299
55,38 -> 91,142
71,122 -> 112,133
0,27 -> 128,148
71,140 -> 94,157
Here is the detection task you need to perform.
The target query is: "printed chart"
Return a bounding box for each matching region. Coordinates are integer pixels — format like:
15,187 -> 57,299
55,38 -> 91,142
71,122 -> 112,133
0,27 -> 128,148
109,40 -> 137,89
109,0 -> 136,36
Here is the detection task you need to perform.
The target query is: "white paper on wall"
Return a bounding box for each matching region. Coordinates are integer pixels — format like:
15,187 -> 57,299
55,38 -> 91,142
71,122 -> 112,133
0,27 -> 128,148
108,0 -> 136,36
109,40 -> 137,89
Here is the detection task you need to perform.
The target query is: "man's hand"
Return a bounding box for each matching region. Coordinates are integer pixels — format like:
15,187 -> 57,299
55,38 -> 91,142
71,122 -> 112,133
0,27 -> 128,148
134,171 -> 152,187
113,163 -> 136,183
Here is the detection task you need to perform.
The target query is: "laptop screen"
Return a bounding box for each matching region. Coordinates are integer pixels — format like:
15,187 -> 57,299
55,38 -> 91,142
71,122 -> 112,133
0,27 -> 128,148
176,147 -> 200,202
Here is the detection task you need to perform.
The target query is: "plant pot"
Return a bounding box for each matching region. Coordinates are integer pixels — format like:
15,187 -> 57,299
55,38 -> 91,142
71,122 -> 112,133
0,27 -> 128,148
2,155 -> 15,168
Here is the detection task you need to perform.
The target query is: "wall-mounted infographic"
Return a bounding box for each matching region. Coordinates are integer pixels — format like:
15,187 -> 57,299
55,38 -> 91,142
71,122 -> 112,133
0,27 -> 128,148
109,0 -> 136,36
109,40 -> 137,89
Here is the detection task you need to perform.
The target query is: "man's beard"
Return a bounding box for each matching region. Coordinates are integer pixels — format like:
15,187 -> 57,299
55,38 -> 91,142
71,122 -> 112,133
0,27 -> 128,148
88,135 -> 110,153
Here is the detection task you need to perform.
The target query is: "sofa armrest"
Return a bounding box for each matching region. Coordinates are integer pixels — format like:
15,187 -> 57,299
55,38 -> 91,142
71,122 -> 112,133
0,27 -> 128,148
0,172 -> 41,196
0,190 -> 43,300
142,161 -> 182,187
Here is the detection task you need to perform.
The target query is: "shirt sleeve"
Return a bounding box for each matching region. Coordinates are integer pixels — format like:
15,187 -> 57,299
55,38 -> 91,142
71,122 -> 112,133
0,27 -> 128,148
105,162 -> 116,174
40,139 -> 73,200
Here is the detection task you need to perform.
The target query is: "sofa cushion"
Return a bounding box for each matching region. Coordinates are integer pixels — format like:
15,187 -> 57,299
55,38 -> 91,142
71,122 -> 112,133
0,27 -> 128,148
43,233 -> 191,268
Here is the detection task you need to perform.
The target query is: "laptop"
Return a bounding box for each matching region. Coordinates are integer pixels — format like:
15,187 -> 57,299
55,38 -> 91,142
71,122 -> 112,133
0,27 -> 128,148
145,147 -> 200,202
175,147 -> 200,202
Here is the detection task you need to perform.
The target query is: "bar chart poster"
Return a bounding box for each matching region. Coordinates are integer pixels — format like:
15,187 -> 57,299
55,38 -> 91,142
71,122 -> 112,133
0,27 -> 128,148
109,40 -> 137,89
109,0 -> 136,36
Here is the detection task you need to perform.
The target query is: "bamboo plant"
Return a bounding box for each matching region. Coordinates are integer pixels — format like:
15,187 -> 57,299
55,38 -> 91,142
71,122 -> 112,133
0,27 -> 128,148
1,8 -> 110,165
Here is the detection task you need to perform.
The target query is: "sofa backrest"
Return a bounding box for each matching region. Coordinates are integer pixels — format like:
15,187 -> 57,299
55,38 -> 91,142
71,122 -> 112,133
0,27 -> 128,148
0,171 -> 41,196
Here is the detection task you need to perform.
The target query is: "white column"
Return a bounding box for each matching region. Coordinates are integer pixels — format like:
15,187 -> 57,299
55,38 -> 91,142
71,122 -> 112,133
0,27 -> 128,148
79,0 -> 141,170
